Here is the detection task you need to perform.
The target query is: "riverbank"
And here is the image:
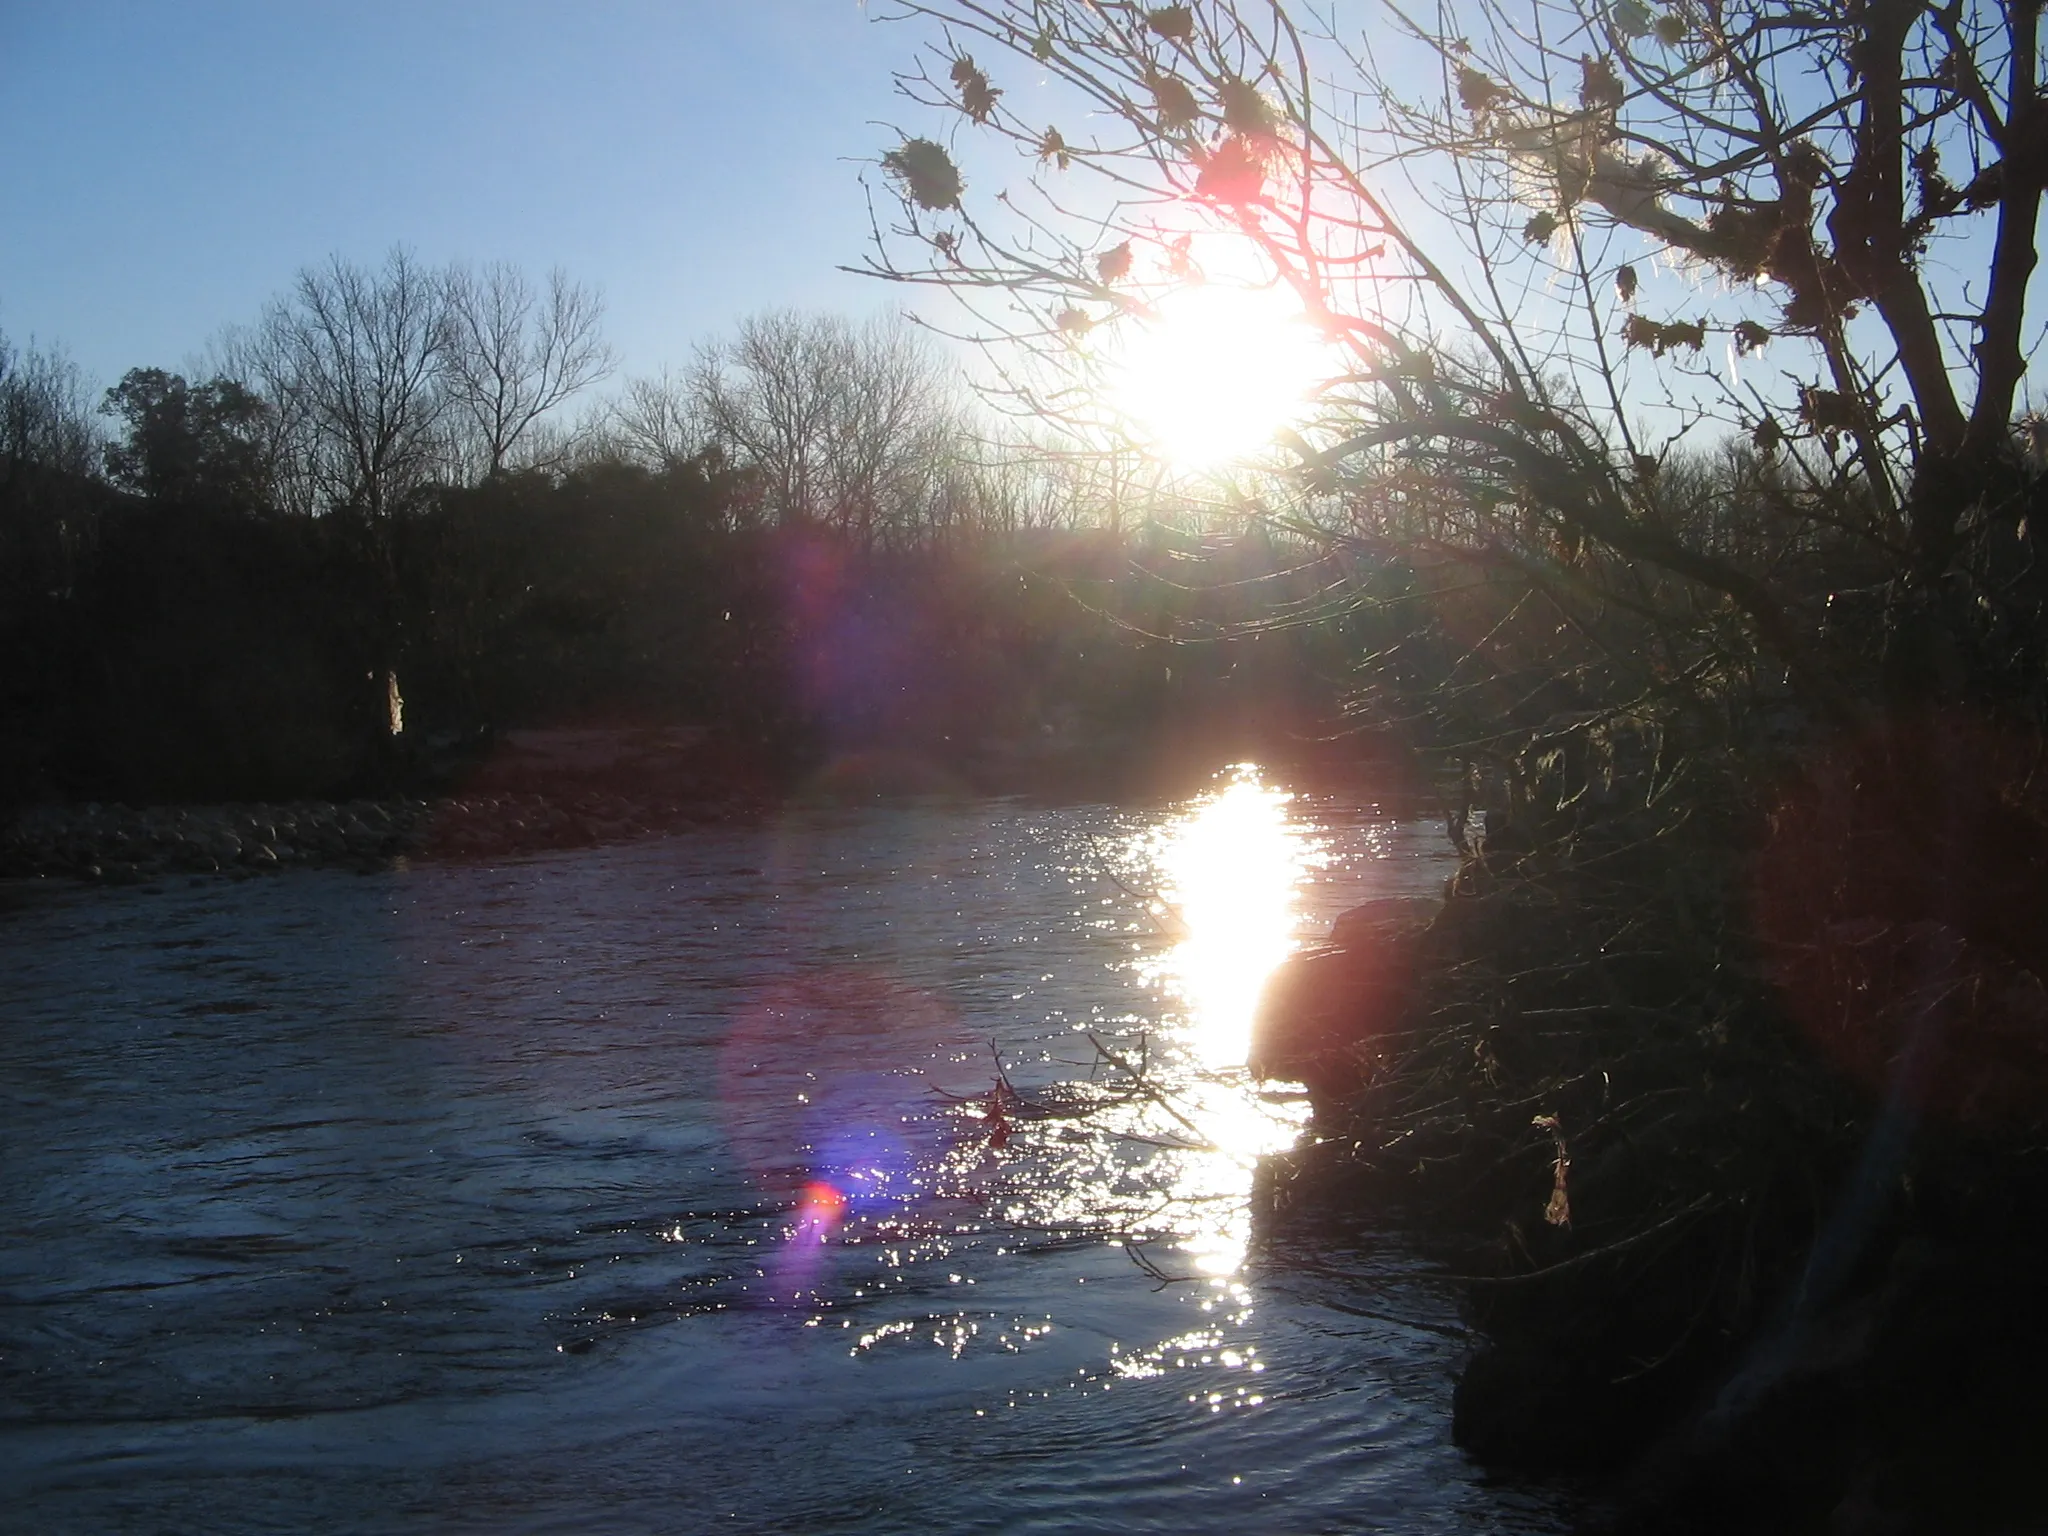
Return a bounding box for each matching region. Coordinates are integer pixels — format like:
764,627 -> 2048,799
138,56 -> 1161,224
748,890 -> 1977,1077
0,789 -> 762,885
1255,785 -> 2048,1535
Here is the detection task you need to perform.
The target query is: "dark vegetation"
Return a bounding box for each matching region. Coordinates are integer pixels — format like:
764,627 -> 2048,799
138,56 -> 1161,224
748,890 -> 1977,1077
874,1 -> 2048,1529
0,302 -> 1371,824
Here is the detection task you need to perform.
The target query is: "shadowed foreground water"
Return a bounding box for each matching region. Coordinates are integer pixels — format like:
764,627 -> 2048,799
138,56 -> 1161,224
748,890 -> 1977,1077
0,782 -> 1570,1533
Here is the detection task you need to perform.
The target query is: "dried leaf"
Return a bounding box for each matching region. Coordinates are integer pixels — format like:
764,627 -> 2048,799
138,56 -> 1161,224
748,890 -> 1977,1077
1533,1113 -> 1572,1228
1195,135 -> 1267,203
1664,317 -> 1707,352
1151,72 -> 1202,129
1580,53 -> 1623,111
1457,66 -> 1502,117
1611,0 -> 1653,38
1097,240 -> 1133,283
951,56 -> 1003,125
1620,313 -> 1707,355
1732,319 -> 1771,354
1653,11 -> 1687,45
1166,232 -> 1194,277
1752,414 -> 1784,456
1546,1183 -> 1573,1226
882,137 -> 963,210
1147,5 -> 1195,43
1219,76 -> 1275,135
1038,126 -> 1072,170
1614,262 -> 1639,304
1522,210 -> 1560,243
1798,384 -> 1858,432
1056,307 -> 1094,335
1031,25 -> 1056,62
1784,140 -> 1828,187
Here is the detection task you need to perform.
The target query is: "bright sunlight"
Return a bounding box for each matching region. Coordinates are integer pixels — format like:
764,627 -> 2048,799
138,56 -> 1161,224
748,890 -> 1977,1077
1104,282 -> 1329,469
1156,772 -> 1306,1070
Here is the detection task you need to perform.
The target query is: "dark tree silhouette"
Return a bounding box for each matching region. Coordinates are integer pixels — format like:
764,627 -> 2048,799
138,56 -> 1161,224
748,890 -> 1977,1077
101,369 -> 276,511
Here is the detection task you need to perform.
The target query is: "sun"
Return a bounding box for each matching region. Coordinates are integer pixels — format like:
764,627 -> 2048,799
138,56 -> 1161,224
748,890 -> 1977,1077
1103,281 -> 1329,469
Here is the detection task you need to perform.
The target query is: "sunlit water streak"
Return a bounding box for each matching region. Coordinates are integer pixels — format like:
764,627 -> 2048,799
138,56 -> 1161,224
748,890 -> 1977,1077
0,782 -> 1569,1534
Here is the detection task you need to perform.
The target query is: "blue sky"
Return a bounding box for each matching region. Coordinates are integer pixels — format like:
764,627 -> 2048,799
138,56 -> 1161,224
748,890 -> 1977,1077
0,2 -> 950,389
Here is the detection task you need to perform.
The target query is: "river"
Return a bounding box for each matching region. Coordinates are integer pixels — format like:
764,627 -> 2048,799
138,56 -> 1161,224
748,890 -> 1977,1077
0,771 -> 1570,1533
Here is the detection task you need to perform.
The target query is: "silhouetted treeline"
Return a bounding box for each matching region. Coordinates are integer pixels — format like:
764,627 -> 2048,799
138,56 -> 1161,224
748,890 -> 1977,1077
0,430 -> 1369,805
0,253 -> 1397,805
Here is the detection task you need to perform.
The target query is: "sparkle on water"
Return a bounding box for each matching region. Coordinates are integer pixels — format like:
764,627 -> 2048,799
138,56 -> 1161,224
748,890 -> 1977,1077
926,767 -> 1325,1282
1143,770 -> 1321,1274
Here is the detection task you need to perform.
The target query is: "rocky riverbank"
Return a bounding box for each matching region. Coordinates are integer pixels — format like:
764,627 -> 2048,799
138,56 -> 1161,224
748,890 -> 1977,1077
1252,801 -> 2048,1536
0,790 -> 756,885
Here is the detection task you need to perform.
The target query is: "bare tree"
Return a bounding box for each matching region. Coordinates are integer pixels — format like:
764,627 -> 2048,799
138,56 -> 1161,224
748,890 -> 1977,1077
859,0 -> 2048,730
0,330 -> 102,602
206,322 -> 324,517
250,248 -> 453,518
608,368 -> 709,474
443,263 -> 614,477
0,331 -> 99,489
689,310 -> 965,546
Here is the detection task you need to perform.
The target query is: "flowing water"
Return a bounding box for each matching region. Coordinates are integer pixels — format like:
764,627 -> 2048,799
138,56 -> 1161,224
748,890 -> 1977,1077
0,772 -> 1569,1533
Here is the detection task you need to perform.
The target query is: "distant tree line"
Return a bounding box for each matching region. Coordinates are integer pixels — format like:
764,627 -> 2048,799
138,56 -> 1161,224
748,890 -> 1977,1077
0,253 -> 1367,805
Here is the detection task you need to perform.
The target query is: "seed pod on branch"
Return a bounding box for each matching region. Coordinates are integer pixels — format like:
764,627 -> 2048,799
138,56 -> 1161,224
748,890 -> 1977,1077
1621,313 -> 1707,355
1149,71 -> 1202,130
882,137 -> 963,210
1580,54 -> 1623,112
1146,5 -> 1195,44
1219,76 -> 1276,136
1195,134 -> 1269,203
1609,0 -> 1653,38
1458,66 -> 1504,117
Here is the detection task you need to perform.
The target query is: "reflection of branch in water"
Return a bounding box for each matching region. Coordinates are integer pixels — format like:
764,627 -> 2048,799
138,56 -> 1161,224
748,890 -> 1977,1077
1123,1237 -> 1197,1289
1086,1033 -> 1216,1151
1080,830 -> 1188,938
927,1039 -> 1148,1122
929,1036 -> 1216,1151
925,1039 -> 1257,1287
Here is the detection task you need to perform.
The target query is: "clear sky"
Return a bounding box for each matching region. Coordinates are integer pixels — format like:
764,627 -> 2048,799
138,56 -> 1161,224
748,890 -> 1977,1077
0,1 -> 947,390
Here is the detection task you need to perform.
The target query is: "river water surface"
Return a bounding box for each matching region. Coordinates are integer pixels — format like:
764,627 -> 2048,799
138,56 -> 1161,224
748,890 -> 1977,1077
1,773 -> 1569,1533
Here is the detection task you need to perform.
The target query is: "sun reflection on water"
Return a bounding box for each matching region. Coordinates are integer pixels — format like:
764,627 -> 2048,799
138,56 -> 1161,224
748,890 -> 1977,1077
1130,767 -> 1324,1275
1153,771 -> 1313,1071
766,771 -> 1337,1325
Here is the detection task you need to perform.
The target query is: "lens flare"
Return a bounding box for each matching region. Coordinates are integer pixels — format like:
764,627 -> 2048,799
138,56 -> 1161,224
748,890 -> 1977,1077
795,1180 -> 846,1241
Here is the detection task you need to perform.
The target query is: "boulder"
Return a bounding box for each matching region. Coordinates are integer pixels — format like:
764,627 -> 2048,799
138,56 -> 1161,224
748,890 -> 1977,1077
1248,897 -> 1435,1083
